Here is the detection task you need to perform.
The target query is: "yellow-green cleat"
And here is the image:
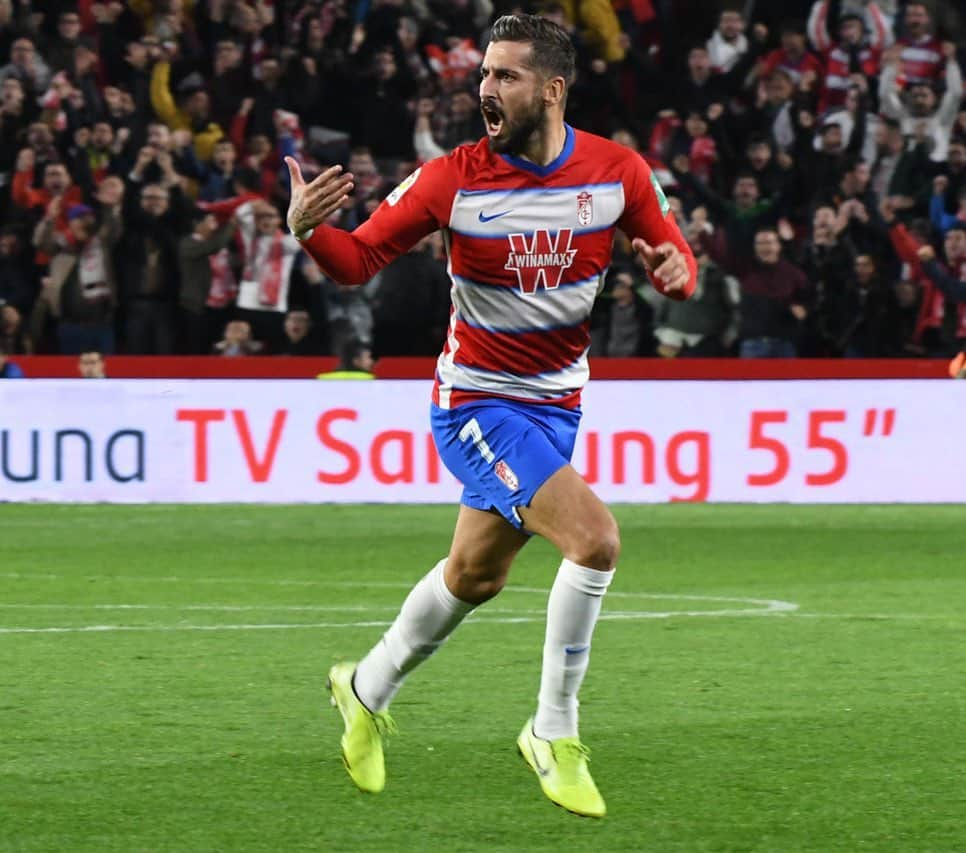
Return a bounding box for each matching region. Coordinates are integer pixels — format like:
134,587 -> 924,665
517,717 -> 606,818
326,662 -> 397,793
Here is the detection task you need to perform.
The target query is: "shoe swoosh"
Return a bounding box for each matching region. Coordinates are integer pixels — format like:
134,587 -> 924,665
478,210 -> 512,223
527,732 -> 551,778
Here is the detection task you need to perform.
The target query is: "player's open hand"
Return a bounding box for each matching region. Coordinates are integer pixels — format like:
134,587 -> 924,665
285,157 -> 354,240
632,238 -> 690,296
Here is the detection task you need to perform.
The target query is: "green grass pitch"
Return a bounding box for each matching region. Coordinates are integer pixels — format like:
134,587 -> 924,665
1,504 -> 964,852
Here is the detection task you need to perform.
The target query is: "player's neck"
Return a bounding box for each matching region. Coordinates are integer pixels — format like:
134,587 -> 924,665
519,120 -> 568,167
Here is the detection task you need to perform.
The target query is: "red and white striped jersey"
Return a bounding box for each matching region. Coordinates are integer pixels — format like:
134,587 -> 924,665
898,35 -> 944,84
300,125 -> 695,409
818,44 -> 882,114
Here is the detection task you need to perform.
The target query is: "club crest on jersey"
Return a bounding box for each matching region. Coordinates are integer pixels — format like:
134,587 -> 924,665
494,459 -> 519,491
576,191 -> 593,226
504,229 -> 577,295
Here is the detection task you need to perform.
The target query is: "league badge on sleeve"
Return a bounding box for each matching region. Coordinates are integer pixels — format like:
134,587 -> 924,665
576,191 -> 593,227
650,171 -> 670,217
387,167 -> 422,206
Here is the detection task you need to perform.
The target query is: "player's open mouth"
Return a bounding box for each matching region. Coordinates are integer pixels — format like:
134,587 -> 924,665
481,104 -> 504,136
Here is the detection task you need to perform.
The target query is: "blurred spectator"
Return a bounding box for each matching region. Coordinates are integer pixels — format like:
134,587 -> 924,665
177,209 -> 238,355
150,47 -> 224,161
825,252 -> 905,356
930,136 -> 966,217
0,302 -> 30,354
369,234 -> 450,357
213,319 -> 263,357
235,200 -> 302,350
881,200 -> 966,355
32,197 -> 121,356
0,77 -> 30,183
322,275 -> 374,360
756,20 -> 824,90
209,37 -> 247,130
930,176 -> 966,236
650,209 -> 740,357
0,340 -> 24,378
78,349 -> 106,378
120,152 -> 193,353
879,42 -> 961,163
590,267 -> 655,357
671,44 -> 728,115
394,16 -> 431,86
354,47 -> 416,159
893,275 -> 928,357
706,8 -> 748,75
276,308 -> 322,356
895,1 -> 945,85
11,149 -> 83,230
741,135 -> 792,200
733,227 -> 812,357
799,204 -> 856,352
666,108 -> 720,187
918,233 -> 966,307
317,336 -> 376,379
0,37 -> 51,101
676,160 -> 779,266
414,96 -> 448,161
869,116 -> 928,207
807,4 -> 885,116
0,225 -> 35,313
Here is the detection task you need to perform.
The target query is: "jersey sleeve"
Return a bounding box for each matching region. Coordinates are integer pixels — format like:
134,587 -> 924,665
617,153 -> 697,301
300,154 -> 458,285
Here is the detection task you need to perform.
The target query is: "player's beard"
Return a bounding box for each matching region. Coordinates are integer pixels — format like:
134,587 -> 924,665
483,94 -> 546,156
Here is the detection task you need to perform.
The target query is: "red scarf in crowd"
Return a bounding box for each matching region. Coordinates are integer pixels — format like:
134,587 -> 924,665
246,230 -> 285,308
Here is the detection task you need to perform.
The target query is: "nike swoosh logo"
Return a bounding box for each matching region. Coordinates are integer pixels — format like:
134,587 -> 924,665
565,645 -> 589,655
528,731 -> 551,778
478,210 -> 512,223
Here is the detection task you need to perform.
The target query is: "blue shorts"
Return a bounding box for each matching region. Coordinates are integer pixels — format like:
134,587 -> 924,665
430,399 -> 581,530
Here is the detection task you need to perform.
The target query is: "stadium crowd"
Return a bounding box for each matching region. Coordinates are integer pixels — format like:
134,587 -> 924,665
0,0 -> 964,367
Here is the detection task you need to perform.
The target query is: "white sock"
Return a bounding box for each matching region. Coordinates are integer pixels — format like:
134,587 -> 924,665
352,559 -> 474,712
533,559 -> 614,741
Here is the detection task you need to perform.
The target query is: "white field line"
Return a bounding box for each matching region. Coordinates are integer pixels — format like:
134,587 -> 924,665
0,594 -> 797,636
0,573 -> 795,605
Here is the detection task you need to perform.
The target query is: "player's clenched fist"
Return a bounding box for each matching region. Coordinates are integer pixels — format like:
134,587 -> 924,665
285,157 -> 354,240
631,238 -> 691,297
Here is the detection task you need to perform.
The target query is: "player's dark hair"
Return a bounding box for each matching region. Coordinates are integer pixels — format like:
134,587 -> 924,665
947,223 -> 966,237
488,14 -> 576,86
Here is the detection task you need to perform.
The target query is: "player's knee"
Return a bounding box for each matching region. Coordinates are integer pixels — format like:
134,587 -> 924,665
452,572 -> 506,605
568,518 -> 621,571
445,558 -> 508,605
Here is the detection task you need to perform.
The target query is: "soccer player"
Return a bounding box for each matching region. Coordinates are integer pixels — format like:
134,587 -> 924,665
285,14 -> 696,818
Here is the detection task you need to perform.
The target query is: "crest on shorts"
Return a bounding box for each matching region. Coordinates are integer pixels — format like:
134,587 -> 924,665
576,191 -> 593,226
494,459 -> 519,491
